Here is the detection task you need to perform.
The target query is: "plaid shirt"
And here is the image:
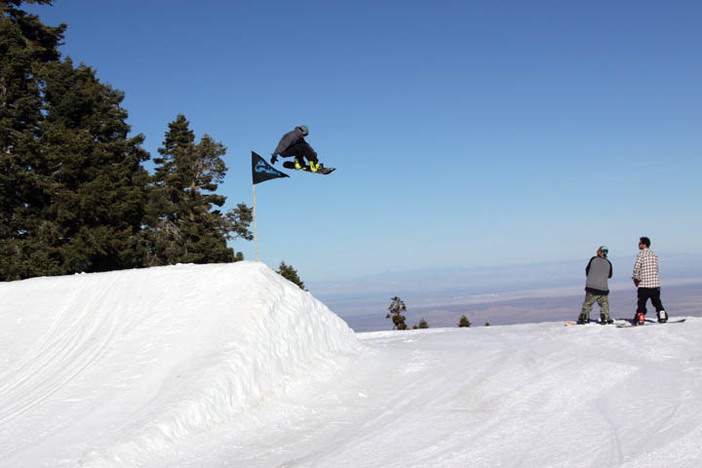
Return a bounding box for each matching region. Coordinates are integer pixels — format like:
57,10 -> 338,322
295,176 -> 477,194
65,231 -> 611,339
633,248 -> 660,288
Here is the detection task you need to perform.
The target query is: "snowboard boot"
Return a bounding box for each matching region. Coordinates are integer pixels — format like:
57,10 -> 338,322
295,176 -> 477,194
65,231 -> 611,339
294,159 -> 304,170
577,314 -> 590,325
601,315 -> 613,325
634,312 -> 645,325
309,161 -> 321,173
657,310 -> 668,323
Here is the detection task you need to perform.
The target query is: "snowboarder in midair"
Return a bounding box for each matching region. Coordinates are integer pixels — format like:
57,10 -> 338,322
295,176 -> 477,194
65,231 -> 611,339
270,125 -> 322,172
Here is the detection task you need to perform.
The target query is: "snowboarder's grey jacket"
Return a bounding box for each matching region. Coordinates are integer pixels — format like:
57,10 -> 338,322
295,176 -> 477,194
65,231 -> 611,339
585,256 -> 612,295
273,127 -> 307,157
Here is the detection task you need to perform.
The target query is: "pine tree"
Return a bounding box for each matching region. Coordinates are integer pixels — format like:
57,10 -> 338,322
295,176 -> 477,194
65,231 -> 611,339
146,115 -> 251,265
39,58 -> 151,274
458,315 -> 472,327
223,203 -> 254,243
386,296 -> 407,330
1,0 -> 66,279
1,2 -> 152,279
276,261 -> 305,290
416,318 -> 429,329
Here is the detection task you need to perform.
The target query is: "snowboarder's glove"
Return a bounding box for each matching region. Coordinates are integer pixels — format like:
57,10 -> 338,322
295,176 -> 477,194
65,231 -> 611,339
633,278 -> 640,287
270,154 -> 277,164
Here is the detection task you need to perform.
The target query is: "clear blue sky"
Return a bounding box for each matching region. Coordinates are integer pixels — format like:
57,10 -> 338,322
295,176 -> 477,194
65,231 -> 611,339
28,0 -> 702,282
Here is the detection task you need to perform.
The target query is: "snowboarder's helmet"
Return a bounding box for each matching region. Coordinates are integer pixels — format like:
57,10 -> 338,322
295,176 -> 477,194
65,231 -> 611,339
295,125 -> 309,136
599,245 -> 608,256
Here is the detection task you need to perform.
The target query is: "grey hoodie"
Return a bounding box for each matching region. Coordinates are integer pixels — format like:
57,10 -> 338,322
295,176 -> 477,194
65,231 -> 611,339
585,256 -> 613,295
273,128 -> 306,156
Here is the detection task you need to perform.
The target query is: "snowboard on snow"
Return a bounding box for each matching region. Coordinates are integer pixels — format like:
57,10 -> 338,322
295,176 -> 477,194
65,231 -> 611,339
565,318 -> 686,327
614,318 -> 686,328
282,161 -> 335,175
565,321 -> 613,326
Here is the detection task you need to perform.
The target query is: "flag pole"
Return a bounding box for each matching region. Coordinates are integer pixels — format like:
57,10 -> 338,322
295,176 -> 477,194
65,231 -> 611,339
253,183 -> 258,261
251,150 -> 288,263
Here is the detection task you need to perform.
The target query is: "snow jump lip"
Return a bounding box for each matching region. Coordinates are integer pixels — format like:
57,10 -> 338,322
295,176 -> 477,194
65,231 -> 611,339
0,262 -> 358,465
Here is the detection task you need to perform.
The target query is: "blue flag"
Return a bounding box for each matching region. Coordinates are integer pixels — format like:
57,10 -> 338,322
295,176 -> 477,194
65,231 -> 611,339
251,151 -> 289,185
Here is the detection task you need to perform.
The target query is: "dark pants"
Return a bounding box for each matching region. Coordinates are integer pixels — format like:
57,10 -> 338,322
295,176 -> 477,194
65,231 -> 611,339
637,287 -> 665,315
280,141 -> 318,165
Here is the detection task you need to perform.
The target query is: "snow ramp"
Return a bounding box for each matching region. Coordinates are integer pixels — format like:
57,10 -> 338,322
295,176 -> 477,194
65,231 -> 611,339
0,262 -> 359,467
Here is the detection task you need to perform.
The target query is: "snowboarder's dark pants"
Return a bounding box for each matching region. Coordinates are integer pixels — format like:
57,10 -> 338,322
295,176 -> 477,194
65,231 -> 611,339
280,141 -> 318,165
637,287 -> 665,315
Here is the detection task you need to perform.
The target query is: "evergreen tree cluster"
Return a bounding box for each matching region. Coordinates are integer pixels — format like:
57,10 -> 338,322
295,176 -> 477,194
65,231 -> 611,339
1,1 -> 252,281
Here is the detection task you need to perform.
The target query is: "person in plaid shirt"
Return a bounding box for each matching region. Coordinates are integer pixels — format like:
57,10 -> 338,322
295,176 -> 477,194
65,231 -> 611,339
632,236 -> 667,324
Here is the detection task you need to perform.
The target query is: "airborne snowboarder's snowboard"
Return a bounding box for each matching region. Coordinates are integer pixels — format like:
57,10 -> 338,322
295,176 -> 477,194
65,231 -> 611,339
615,318 -> 686,328
282,161 -> 335,175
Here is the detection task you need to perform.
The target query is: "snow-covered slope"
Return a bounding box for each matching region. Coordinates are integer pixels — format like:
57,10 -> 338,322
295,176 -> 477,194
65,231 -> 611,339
0,262 -> 359,467
1,263 -> 701,467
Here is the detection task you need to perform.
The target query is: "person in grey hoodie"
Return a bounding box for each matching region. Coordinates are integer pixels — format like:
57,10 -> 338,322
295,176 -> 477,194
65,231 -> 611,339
577,245 -> 613,324
270,125 -> 322,172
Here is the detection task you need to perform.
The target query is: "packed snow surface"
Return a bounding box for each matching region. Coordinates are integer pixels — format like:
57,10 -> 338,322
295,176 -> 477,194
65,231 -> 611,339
1,262 -> 701,467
